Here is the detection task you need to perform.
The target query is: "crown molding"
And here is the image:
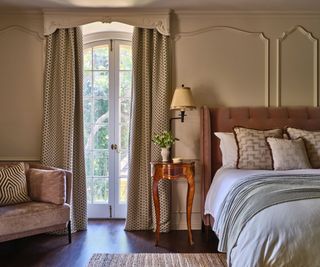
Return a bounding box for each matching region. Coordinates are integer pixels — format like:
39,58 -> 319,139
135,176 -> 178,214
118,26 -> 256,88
174,10 -> 320,16
0,9 -> 42,15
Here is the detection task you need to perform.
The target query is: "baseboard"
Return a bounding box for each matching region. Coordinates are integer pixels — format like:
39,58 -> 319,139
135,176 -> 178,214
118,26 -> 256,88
170,212 -> 202,230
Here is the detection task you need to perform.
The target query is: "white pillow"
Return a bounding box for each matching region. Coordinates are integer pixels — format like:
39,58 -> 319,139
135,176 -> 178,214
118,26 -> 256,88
214,132 -> 237,168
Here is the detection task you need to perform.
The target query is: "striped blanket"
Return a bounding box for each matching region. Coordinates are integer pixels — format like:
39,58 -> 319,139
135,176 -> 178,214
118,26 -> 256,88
213,173 -> 320,255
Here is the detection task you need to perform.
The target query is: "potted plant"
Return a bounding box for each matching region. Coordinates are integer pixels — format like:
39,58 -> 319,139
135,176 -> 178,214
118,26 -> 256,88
152,131 -> 177,162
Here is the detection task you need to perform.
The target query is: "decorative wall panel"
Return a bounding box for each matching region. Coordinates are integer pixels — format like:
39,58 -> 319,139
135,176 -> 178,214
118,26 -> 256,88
0,25 -> 44,160
174,26 -> 270,107
277,26 -> 319,107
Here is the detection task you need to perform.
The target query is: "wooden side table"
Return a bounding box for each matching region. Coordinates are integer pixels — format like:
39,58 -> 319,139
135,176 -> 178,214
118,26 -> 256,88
151,161 -> 195,246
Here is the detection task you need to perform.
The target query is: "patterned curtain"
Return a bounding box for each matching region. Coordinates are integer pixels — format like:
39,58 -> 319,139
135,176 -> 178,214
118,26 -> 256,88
125,28 -> 171,232
41,27 -> 87,232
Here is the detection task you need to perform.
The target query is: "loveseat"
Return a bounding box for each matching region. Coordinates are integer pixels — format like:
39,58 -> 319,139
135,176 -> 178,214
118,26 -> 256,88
0,162 -> 72,243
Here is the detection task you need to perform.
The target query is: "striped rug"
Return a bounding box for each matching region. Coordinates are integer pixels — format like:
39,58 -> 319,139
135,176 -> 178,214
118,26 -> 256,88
88,253 -> 227,267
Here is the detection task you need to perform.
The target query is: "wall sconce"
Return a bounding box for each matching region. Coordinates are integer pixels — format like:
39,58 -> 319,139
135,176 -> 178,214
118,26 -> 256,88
170,84 -> 196,124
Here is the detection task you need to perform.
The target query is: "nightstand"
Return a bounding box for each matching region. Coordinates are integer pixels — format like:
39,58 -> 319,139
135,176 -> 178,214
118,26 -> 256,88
150,161 -> 195,246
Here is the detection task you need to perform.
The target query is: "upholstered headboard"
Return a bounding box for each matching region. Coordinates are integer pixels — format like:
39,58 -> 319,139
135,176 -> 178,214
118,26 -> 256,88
200,106 -> 320,226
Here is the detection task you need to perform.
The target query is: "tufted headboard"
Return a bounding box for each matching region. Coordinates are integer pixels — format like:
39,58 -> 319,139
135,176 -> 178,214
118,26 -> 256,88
200,106 -> 320,227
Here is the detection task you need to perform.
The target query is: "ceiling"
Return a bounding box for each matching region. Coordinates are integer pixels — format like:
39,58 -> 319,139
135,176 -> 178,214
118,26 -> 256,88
1,0 -> 320,11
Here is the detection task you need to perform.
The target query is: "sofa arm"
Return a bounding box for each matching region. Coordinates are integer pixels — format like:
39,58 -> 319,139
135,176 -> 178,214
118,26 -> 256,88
28,164 -> 72,205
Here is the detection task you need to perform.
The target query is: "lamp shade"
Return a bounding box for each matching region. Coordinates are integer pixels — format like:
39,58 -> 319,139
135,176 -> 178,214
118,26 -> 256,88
170,85 -> 196,110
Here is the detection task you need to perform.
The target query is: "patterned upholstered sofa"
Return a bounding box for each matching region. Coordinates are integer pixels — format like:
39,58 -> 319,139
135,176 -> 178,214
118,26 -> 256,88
0,162 -> 72,243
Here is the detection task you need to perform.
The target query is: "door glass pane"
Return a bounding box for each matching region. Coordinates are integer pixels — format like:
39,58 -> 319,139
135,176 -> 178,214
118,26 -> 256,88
94,99 -> 108,122
84,70 -> 92,97
93,178 -> 109,203
120,44 -> 132,70
86,178 -> 93,203
93,150 -> 108,176
84,48 -> 92,70
94,126 -> 108,149
83,99 -> 93,125
119,178 -> 127,203
93,71 -> 109,97
120,98 -> 130,123
120,150 -> 128,176
120,125 -> 129,150
93,45 -> 109,70
119,71 -> 131,98
85,152 -> 92,176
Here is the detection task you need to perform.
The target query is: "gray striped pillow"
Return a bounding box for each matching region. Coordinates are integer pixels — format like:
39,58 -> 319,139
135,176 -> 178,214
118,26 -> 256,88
0,162 -> 30,206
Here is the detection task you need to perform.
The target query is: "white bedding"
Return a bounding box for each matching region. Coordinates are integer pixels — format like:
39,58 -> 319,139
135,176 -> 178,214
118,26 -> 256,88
205,167 -> 320,267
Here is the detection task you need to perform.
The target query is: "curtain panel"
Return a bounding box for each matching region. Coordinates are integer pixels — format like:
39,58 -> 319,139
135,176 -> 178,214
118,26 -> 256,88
125,28 -> 171,232
41,27 -> 87,232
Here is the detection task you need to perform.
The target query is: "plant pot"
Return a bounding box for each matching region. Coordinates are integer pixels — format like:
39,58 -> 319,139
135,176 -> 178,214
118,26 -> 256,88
161,148 -> 170,162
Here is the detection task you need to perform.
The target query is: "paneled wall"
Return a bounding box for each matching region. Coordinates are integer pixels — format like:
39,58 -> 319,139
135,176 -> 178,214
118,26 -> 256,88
0,11 -> 44,160
171,12 -> 320,229
1,10 -> 320,229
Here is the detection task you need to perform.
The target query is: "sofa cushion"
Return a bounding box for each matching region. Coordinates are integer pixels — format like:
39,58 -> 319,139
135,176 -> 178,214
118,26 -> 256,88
0,202 -> 70,236
28,169 -> 66,205
0,162 -> 31,206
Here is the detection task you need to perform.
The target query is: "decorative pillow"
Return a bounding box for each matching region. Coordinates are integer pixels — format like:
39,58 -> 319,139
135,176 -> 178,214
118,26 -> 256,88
267,137 -> 311,170
28,169 -> 66,205
287,128 -> 320,168
0,162 -> 30,206
234,127 -> 283,170
214,132 -> 237,168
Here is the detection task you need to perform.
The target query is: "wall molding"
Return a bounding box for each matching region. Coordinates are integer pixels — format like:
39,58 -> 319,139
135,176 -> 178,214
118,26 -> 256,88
276,25 -> 319,107
0,25 -> 44,41
171,212 -> 201,230
174,10 -> 320,17
0,156 -> 40,161
174,26 -> 270,106
43,9 -> 170,36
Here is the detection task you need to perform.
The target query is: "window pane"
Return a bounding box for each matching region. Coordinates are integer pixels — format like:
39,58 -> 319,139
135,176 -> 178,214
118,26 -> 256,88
93,178 -> 109,203
83,99 -> 93,125
120,124 -> 129,150
120,98 -> 130,123
120,44 -> 132,70
119,71 -> 131,98
94,99 -> 108,122
86,178 -> 93,204
84,71 -> 92,96
94,126 -> 108,149
84,48 -> 92,70
119,178 -> 127,203
93,45 -> 108,70
84,126 -> 92,151
93,150 -> 108,176
120,150 -> 129,176
85,152 -> 92,176
93,71 -> 108,97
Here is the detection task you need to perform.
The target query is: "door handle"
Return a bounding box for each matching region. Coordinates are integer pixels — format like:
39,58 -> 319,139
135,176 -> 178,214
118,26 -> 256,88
111,144 -> 117,150
111,144 -> 120,153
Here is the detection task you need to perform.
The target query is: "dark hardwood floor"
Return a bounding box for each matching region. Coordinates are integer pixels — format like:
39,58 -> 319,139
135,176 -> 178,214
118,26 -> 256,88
0,219 -> 219,267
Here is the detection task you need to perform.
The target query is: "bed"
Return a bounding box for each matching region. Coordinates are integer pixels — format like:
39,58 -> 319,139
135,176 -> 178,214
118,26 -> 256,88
200,106 -> 320,267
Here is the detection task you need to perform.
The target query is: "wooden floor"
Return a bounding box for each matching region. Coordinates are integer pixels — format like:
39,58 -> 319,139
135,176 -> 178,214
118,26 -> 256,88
0,220 -> 219,267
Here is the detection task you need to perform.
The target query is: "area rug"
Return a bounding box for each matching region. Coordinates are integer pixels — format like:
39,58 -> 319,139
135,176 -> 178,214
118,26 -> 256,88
88,253 -> 227,267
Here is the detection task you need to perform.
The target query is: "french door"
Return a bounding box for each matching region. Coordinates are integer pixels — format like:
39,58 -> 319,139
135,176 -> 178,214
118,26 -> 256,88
83,34 -> 132,218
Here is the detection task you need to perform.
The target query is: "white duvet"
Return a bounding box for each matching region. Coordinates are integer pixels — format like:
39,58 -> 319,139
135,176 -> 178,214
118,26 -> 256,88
205,168 -> 320,267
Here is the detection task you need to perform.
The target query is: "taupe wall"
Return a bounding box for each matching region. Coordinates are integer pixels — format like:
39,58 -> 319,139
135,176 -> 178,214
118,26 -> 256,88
171,11 -> 320,229
1,10 -> 320,229
0,12 -> 44,160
